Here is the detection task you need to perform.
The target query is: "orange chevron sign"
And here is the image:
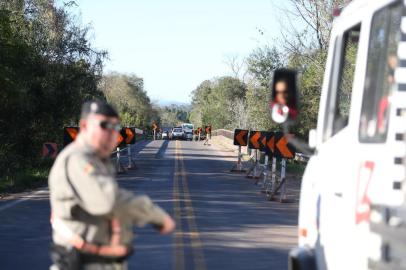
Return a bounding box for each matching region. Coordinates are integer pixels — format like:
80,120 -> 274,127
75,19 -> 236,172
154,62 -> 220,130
233,129 -> 248,146
261,136 -> 267,148
267,134 -> 275,154
117,131 -> 125,147
66,127 -> 78,140
275,132 -> 295,159
249,131 -> 261,149
125,127 -> 136,144
42,142 -> 57,158
63,127 -> 79,147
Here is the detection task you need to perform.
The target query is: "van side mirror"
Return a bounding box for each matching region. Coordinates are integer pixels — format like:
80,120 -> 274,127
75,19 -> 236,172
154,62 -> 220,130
270,69 -> 298,124
308,129 -> 317,149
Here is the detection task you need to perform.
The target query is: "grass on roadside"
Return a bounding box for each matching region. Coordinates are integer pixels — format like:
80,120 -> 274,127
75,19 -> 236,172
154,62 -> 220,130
286,160 -> 307,177
241,154 -> 307,177
0,160 -> 53,195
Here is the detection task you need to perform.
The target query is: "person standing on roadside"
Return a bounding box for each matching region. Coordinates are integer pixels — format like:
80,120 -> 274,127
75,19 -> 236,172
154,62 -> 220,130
49,100 -> 175,270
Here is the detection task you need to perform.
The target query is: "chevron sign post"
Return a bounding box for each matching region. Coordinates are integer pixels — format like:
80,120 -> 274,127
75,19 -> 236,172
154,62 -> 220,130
274,132 -> 295,159
248,131 -> 261,149
63,127 -> 79,147
268,132 -> 296,203
124,127 -> 136,145
231,129 -> 249,173
42,142 -> 58,158
233,129 -> 248,146
124,127 -> 137,170
246,131 -> 263,179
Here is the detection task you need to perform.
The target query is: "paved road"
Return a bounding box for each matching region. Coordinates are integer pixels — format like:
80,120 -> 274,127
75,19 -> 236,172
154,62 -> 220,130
0,139 -> 298,270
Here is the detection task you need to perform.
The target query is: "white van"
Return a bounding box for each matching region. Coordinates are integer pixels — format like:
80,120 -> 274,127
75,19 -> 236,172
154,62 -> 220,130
288,1 -> 406,269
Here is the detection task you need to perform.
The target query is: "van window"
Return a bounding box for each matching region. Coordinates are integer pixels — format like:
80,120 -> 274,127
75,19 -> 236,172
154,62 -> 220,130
183,124 -> 193,130
359,2 -> 402,143
323,24 -> 361,141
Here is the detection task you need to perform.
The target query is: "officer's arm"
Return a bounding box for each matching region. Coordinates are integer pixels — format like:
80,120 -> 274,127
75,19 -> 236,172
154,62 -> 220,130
114,189 -> 167,227
67,154 -> 118,216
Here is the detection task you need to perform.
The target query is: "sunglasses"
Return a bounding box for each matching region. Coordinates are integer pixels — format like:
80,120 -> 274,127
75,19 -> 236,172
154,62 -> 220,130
99,120 -> 121,131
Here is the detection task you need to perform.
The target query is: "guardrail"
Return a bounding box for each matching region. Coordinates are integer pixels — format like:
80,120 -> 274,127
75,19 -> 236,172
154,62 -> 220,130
294,152 -> 310,162
211,129 -> 234,140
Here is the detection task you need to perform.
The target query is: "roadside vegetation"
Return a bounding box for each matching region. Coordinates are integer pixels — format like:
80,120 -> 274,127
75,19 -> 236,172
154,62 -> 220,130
0,1 -> 156,193
0,0 -> 349,193
0,1 -> 106,193
190,0 -> 351,139
157,105 -> 191,128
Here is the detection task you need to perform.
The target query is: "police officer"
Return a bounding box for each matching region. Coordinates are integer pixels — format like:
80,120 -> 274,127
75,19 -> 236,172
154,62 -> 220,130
49,100 -> 175,270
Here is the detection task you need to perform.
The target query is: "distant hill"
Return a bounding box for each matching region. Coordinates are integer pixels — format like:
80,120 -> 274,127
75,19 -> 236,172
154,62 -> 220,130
154,99 -> 190,107
155,101 -> 192,128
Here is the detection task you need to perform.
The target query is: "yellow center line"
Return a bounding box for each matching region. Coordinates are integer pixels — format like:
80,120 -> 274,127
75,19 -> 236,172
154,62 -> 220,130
177,141 -> 207,270
173,142 -> 185,270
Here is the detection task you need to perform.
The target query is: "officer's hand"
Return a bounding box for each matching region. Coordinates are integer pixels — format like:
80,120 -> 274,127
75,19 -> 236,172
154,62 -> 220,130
160,215 -> 175,234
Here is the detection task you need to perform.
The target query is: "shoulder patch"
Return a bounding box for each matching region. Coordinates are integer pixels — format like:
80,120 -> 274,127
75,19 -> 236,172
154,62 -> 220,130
83,163 -> 95,175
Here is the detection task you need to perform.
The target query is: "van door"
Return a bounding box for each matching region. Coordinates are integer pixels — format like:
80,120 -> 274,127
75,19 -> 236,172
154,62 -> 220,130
314,23 -> 363,270
357,2 -> 404,268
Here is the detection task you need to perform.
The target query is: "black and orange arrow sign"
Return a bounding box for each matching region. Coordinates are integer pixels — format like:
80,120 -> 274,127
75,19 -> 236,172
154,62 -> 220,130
152,123 -> 158,130
265,132 -> 275,156
233,129 -> 248,146
259,132 -> 274,153
274,132 -> 295,159
259,132 -> 268,151
117,129 -> 126,147
42,142 -> 58,158
124,127 -> 136,145
63,127 -> 79,147
248,131 -> 261,149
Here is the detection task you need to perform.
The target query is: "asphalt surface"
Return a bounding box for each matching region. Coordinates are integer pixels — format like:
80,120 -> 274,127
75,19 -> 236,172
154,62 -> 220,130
0,139 -> 298,270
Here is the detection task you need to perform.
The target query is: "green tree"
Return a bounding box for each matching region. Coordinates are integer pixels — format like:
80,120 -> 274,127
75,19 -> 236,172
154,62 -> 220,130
100,73 -> 154,128
157,105 -> 191,128
189,77 -> 247,129
0,0 -> 106,188
247,45 -> 283,87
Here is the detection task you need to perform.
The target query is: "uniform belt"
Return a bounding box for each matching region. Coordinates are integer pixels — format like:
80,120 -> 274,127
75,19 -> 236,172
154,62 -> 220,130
80,252 -> 129,264
52,244 -> 131,264
51,216 -> 130,258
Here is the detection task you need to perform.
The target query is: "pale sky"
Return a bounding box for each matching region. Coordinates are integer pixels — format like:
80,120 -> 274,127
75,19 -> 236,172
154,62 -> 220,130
69,0 -> 282,103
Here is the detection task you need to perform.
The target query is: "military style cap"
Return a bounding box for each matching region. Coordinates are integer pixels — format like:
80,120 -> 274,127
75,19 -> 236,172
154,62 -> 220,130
81,100 -> 119,119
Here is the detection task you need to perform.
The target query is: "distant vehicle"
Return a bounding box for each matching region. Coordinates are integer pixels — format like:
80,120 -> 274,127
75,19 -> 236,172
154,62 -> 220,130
287,1 -> 406,270
181,123 -> 194,141
161,131 -> 169,140
171,127 -> 184,140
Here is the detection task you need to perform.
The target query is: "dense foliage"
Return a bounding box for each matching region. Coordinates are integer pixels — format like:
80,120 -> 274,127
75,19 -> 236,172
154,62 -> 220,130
0,0 -> 107,186
0,0 -> 352,190
99,72 -> 158,128
190,0 -> 351,138
158,105 -> 190,129
189,48 -> 283,132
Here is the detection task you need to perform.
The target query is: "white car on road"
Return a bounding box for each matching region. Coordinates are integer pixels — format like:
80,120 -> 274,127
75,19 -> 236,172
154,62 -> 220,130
171,127 -> 184,140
